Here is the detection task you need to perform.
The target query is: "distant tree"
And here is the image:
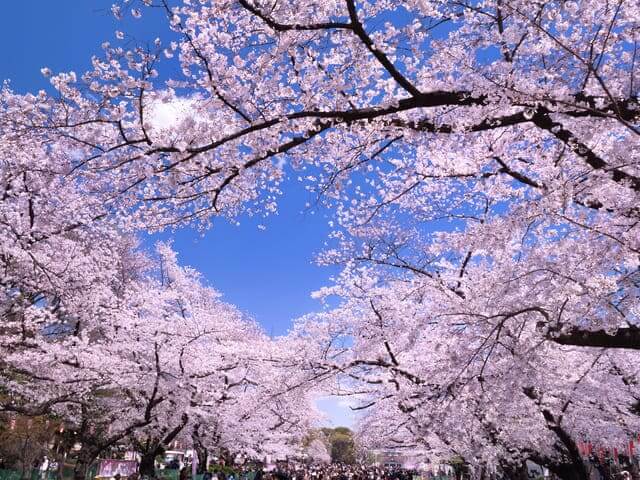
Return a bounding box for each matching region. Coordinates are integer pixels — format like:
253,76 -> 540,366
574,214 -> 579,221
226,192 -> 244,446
321,428 -> 356,465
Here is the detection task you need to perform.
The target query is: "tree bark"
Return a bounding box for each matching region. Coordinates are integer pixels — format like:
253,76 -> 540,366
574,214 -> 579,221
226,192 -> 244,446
522,387 -> 590,480
73,449 -> 98,480
195,447 -> 208,475
551,327 -> 640,350
477,463 -> 487,480
192,422 -> 211,474
136,414 -> 189,478
500,462 -> 528,480
540,415 -> 589,480
139,449 -> 159,479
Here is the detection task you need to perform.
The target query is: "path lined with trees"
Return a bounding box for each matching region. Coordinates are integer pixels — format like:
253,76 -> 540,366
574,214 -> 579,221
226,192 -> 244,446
1,0 -> 639,478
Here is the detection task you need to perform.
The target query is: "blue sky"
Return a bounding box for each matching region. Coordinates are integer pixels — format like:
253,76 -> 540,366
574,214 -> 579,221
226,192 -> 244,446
2,1 -> 353,426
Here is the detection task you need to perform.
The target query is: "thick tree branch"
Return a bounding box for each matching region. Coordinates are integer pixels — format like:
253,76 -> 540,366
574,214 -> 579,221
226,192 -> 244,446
551,327 -> 640,350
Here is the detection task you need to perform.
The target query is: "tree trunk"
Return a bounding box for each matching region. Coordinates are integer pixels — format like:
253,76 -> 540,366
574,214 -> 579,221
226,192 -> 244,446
73,450 -> 97,480
548,461 -> 590,480
137,416 -> 189,479
195,446 -> 208,475
521,389 -> 591,480
477,464 -> 488,480
192,423 -> 209,474
545,435 -> 590,480
500,462 -> 528,480
56,451 -> 67,480
139,449 -> 158,479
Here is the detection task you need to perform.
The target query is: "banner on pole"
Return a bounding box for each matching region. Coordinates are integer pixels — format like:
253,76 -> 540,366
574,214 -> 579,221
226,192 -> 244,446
97,460 -> 138,478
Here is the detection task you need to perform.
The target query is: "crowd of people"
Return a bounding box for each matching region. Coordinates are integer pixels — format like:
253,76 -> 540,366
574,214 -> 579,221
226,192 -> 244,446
267,464 -> 417,480
213,462 -> 637,480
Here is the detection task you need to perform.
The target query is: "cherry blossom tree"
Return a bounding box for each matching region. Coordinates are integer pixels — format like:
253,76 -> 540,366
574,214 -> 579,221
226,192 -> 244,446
128,246 -> 322,474
28,0 -> 637,350
4,0 -> 640,475
306,438 -> 331,464
293,278 -> 640,478
0,171 -> 320,476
